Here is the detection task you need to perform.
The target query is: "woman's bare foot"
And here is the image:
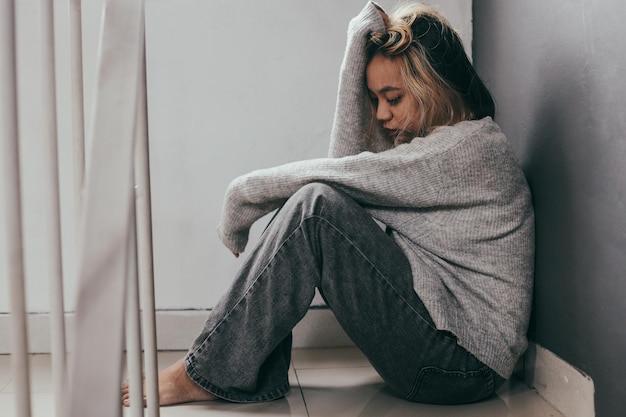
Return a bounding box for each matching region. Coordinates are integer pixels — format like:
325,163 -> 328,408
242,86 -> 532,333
121,358 -> 217,407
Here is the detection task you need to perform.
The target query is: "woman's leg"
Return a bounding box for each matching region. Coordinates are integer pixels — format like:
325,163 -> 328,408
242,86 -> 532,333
314,209 -> 502,404
181,182 -> 499,404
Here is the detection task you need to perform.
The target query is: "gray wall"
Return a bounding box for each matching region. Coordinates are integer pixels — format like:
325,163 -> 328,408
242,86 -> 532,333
473,1 -> 626,415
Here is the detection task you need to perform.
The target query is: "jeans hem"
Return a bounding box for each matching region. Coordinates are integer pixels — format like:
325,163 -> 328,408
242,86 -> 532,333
185,357 -> 290,403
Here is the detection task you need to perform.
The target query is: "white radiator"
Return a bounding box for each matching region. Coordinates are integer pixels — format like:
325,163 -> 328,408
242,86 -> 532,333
0,1 -> 160,416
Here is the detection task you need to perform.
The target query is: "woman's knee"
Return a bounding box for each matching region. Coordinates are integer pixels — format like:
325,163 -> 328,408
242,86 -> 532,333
292,183 -> 342,202
284,183 -> 347,217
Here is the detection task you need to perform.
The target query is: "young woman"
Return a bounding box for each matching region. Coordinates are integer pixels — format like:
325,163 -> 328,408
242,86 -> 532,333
123,1 -> 534,406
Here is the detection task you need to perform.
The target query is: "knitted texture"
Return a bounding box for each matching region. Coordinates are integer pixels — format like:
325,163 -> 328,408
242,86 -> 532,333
217,2 -> 534,378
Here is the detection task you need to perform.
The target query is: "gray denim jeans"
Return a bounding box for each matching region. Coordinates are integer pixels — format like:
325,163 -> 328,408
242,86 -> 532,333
184,183 -> 503,404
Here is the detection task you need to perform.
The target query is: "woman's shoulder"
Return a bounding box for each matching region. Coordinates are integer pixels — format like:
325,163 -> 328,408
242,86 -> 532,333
432,117 -> 503,141
427,117 -> 510,154
434,118 -> 527,183
395,117 -> 492,155
395,117 -> 522,177
382,118 -> 510,164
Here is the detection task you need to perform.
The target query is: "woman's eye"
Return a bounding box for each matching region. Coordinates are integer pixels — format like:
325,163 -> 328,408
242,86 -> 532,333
388,96 -> 402,106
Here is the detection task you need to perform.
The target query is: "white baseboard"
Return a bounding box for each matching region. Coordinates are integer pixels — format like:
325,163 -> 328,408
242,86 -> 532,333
152,308 -> 355,350
0,311 -> 595,417
0,308 -> 355,354
524,342 -> 595,417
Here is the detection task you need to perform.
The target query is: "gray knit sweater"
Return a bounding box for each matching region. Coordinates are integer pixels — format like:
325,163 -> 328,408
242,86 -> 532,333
217,2 -> 534,379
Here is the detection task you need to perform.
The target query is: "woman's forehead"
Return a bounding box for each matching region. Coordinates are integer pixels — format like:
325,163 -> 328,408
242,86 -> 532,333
366,55 -> 404,93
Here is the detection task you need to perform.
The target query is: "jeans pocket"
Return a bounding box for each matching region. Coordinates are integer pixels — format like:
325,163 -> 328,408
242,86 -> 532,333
408,366 -> 495,405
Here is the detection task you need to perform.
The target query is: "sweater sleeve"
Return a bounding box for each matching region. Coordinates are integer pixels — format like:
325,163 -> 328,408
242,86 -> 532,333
217,147 -> 442,254
328,2 -> 388,158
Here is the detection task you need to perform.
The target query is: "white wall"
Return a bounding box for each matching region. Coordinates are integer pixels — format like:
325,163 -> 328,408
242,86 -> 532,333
0,0 -> 472,314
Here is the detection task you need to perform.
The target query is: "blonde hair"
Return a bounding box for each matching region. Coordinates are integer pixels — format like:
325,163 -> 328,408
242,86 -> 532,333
367,3 -> 494,140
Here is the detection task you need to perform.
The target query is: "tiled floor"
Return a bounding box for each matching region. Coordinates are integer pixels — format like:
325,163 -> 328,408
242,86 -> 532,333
0,348 -> 565,416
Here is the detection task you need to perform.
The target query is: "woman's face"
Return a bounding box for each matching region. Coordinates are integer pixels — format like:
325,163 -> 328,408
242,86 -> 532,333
366,54 -> 421,145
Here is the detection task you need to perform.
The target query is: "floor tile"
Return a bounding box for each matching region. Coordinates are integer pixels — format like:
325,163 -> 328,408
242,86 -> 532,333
0,392 -> 55,417
0,355 -> 13,391
0,349 -> 567,417
133,387 -> 307,417
297,365 -> 564,417
292,347 -> 370,370
496,378 -> 566,417
122,352 -> 308,417
2,354 -> 54,393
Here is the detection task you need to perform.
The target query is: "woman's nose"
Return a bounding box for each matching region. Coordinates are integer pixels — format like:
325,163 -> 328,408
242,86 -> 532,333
376,103 -> 392,122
